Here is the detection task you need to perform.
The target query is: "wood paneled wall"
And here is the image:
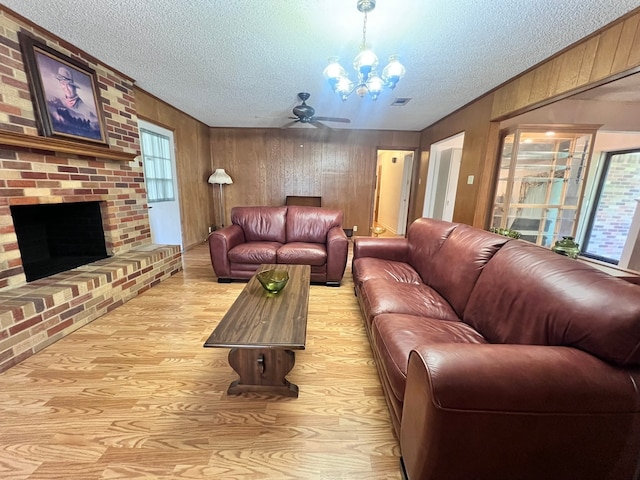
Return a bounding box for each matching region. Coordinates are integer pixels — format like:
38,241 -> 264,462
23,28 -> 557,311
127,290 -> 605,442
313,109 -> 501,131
134,9 -> 640,243
417,8 -> 640,230
413,94 -> 499,227
492,11 -> 640,120
209,128 -> 420,234
135,89 -> 213,250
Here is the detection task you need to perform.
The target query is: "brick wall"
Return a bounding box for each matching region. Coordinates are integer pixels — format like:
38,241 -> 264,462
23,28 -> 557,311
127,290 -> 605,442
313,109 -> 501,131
0,9 -> 149,289
0,9 -> 183,372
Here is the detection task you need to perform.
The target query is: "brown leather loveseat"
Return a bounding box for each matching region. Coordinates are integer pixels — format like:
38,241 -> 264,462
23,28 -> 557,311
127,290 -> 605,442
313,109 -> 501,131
209,205 -> 348,286
352,217 -> 640,480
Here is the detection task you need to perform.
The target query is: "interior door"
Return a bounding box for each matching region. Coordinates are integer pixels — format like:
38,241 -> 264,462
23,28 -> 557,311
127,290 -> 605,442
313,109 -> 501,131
374,164 -> 382,223
374,149 -> 414,235
138,120 -> 183,249
428,147 -> 462,221
396,153 -> 414,235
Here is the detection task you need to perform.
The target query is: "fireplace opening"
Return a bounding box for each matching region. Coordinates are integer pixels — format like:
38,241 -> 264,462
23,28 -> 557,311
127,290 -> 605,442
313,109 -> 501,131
11,202 -> 109,282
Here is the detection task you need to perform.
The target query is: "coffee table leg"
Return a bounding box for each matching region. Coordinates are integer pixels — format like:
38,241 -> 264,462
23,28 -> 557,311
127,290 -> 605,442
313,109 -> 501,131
227,348 -> 299,397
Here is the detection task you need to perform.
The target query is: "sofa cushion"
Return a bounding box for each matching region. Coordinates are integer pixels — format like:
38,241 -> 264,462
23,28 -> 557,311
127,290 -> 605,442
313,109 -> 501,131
372,314 -> 487,402
286,206 -> 343,243
228,242 -> 281,264
277,242 -> 326,266
465,241 -> 640,367
352,258 -> 422,287
407,218 -> 458,284
426,225 -> 510,317
231,206 -> 287,243
358,278 -> 459,328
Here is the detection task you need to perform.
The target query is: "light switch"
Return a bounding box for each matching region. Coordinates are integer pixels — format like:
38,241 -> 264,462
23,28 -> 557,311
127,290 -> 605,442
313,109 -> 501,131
467,175 -> 474,184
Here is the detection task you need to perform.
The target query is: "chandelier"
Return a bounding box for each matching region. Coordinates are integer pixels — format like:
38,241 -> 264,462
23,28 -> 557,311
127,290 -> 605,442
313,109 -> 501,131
323,0 -> 405,101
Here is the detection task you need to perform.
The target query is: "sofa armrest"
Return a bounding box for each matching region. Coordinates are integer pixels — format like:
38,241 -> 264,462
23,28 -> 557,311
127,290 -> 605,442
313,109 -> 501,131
400,344 -> 640,480
208,225 -> 245,279
353,237 -> 409,262
325,226 -> 349,285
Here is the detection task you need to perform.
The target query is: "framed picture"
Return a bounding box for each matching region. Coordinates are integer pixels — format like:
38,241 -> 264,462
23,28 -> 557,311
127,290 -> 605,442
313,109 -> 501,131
18,32 -> 108,145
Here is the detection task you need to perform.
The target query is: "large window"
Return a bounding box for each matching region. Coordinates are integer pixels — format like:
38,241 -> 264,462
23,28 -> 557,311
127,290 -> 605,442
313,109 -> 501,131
140,128 -> 175,202
492,126 -> 595,247
581,149 -> 640,264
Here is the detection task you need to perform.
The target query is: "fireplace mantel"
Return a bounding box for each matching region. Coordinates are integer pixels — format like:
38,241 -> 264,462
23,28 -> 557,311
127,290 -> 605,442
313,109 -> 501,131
0,130 -> 137,162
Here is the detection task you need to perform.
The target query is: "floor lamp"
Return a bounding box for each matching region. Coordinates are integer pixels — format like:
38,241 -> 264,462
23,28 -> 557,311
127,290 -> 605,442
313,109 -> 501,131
208,169 -> 233,229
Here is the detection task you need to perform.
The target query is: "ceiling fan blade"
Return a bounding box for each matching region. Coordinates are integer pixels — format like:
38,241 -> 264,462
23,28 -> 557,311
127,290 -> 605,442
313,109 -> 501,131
310,120 -> 330,130
281,120 -> 298,129
314,116 -> 351,123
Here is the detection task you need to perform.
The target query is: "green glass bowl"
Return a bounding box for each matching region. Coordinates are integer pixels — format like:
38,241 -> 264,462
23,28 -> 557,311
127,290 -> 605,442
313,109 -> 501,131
256,269 -> 289,294
372,226 -> 387,236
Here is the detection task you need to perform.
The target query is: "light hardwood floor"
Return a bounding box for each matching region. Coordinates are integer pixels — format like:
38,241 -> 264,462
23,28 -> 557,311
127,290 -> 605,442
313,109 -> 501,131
0,242 -> 401,479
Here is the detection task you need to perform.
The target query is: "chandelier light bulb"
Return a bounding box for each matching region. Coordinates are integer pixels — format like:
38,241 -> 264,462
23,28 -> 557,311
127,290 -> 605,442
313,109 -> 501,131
336,77 -> 354,99
382,55 -> 406,89
323,57 -> 346,80
366,75 -> 385,99
354,49 -> 378,78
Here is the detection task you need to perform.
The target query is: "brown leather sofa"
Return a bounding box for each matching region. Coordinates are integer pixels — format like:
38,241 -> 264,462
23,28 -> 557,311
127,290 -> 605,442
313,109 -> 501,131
352,217 -> 640,480
208,205 -> 348,286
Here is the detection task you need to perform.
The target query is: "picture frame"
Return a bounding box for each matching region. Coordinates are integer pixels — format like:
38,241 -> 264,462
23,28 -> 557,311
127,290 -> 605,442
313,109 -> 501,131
18,32 -> 109,145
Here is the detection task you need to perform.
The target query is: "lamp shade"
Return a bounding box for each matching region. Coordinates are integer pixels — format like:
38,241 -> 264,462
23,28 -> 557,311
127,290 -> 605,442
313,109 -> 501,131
208,169 -> 233,185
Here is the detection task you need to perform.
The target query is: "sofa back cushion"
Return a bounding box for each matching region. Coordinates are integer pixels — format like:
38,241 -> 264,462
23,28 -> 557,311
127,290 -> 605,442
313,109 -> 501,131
286,206 -> 343,243
407,218 -> 458,284
464,241 -> 640,367
231,206 -> 287,243
427,225 -> 511,317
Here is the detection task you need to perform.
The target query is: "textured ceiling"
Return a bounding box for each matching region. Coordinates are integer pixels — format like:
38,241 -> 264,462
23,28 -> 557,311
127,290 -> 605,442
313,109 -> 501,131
3,0 -> 640,131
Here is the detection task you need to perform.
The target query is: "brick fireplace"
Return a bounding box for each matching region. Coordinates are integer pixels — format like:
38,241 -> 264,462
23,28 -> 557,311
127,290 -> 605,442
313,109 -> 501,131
11,200 -> 109,281
0,10 -> 182,372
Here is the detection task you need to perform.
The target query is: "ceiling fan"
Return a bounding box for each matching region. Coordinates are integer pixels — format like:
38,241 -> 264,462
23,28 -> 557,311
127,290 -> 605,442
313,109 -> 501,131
284,92 -> 350,129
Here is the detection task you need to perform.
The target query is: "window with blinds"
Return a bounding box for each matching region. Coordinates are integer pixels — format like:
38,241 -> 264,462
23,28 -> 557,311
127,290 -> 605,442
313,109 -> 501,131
140,128 -> 175,202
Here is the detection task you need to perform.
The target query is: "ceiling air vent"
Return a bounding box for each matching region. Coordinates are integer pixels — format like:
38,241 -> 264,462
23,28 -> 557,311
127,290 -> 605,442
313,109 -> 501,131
390,97 -> 411,106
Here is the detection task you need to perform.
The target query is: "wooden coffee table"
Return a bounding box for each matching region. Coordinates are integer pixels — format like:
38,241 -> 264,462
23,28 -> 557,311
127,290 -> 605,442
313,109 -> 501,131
204,264 -> 310,397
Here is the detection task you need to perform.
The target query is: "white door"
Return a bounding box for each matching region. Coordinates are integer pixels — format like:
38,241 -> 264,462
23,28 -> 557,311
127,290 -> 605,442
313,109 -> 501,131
423,133 -> 465,221
397,153 -> 414,235
138,120 -> 183,249
440,148 -> 462,221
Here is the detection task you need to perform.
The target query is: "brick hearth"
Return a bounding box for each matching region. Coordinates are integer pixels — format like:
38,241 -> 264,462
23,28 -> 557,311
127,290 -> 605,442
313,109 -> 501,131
0,244 -> 181,372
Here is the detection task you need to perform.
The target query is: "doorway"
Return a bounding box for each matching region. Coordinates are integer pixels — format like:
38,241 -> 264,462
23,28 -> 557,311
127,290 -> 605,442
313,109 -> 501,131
138,119 -> 183,249
423,133 -> 465,221
373,150 -> 414,236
